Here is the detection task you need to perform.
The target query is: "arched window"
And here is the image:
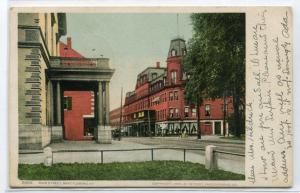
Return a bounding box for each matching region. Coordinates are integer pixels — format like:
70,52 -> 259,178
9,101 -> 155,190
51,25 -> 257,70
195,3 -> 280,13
171,71 -> 177,84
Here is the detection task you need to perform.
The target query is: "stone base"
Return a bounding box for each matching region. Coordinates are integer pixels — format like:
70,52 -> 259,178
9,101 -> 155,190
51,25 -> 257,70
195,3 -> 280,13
96,125 -> 112,144
51,126 -> 63,142
19,124 -> 51,150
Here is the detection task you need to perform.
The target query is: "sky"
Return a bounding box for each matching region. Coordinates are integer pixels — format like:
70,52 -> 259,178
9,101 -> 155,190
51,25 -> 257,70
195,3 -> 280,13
60,13 -> 193,109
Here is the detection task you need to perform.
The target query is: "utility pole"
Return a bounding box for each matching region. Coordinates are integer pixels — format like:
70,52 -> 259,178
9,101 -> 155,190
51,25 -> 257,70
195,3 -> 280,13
118,87 -> 123,141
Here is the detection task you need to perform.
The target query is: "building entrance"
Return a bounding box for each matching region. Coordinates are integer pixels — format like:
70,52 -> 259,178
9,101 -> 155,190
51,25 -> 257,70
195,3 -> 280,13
61,81 -> 98,141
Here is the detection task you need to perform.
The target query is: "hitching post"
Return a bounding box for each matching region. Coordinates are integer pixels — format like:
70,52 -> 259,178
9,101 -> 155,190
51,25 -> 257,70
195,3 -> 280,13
43,147 -> 53,167
205,145 -> 218,171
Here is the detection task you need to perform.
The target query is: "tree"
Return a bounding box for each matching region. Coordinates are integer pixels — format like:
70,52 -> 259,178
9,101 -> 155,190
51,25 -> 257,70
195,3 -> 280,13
183,13 -> 245,138
183,38 -> 207,139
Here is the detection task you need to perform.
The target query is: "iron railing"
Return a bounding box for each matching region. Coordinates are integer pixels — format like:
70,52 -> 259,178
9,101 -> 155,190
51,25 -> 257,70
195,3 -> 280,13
20,147 -> 245,164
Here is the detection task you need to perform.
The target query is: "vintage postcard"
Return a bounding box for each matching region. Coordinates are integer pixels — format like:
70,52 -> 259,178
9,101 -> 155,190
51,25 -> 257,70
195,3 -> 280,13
9,6 -> 293,188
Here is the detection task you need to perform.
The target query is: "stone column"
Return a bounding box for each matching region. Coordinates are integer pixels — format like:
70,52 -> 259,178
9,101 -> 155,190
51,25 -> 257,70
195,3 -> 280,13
98,81 -> 103,125
212,121 -> 215,135
51,81 -> 63,142
47,80 -> 53,126
49,80 -> 54,126
46,80 -> 51,125
96,81 -> 112,144
56,81 -> 61,125
105,81 -> 110,125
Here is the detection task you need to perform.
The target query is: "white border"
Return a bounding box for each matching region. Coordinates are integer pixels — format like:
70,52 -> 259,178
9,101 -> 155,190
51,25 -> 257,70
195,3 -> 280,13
1,0 -> 300,192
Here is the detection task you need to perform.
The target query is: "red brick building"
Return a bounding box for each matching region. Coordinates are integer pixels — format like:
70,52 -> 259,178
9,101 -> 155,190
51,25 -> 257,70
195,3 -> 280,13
121,38 -> 233,137
59,37 -> 95,140
109,107 -> 123,129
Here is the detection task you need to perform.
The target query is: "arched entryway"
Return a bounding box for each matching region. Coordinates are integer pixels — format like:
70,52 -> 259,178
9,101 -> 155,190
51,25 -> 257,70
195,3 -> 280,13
47,58 -> 115,144
61,81 -> 98,141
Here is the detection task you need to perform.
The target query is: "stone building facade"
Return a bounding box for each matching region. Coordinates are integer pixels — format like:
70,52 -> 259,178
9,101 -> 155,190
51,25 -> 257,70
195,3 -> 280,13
121,38 -> 233,137
18,13 -> 114,150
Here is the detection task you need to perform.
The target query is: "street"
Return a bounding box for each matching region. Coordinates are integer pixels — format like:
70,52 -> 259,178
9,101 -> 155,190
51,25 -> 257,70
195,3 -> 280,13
122,136 -> 245,154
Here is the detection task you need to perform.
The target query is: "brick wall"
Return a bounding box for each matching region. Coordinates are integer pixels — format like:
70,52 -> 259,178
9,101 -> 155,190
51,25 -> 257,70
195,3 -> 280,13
63,91 -> 94,140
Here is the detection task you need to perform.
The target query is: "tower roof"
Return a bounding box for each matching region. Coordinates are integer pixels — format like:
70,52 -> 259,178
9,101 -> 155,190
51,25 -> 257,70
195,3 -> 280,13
168,37 -> 187,58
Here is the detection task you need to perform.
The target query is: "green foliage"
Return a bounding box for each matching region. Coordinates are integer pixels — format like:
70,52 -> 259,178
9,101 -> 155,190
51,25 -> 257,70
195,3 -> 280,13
227,113 -> 245,135
19,161 -> 245,180
183,13 -> 245,137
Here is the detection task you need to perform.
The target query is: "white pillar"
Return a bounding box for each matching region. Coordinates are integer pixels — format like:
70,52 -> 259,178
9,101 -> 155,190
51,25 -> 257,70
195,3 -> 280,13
220,120 -> 224,136
212,121 -> 215,135
43,147 -> 53,167
226,122 -> 229,136
205,145 -> 218,171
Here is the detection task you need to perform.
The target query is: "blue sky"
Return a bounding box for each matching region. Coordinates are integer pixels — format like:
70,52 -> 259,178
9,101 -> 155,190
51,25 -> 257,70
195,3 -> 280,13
60,13 -> 193,109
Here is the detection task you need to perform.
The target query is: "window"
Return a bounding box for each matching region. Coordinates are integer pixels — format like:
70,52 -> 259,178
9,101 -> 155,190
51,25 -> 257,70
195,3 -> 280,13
169,108 -> 174,118
171,71 -> 177,84
184,107 -> 189,117
171,49 -> 177,56
175,108 -> 179,117
205,104 -> 211,116
192,108 -> 196,117
169,92 -> 174,101
64,97 -> 72,110
174,91 -> 179,100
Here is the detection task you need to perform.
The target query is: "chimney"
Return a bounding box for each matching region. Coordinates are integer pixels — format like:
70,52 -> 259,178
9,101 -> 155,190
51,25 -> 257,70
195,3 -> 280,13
156,61 -> 160,68
67,37 -> 72,48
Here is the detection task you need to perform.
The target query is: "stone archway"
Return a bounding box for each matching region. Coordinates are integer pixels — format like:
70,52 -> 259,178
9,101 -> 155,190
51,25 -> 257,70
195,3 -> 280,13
47,58 -> 115,144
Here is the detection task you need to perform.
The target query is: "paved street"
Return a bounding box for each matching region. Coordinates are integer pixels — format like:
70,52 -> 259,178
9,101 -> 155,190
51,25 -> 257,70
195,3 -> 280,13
122,136 -> 245,154
19,136 -> 245,175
